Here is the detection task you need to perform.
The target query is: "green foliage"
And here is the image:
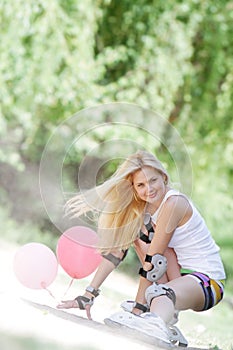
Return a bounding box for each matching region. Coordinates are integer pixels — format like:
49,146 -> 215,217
118,246 -> 141,276
95,0 -> 194,112
0,0 -> 99,162
0,206 -> 57,250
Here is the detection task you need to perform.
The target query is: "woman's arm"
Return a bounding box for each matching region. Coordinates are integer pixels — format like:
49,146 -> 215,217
57,250 -> 125,319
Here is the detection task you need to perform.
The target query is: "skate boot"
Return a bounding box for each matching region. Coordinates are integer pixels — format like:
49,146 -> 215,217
167,311 -> 188,347
119,304 -> 187,347
104,311 -> 172,346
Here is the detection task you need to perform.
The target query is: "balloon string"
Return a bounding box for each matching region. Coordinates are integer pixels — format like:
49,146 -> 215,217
62,278 -> 74,298
41,282 -> 58,302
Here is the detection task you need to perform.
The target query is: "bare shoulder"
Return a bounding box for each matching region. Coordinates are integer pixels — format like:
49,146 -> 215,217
159,194 -> 191,216
165,194 -> 190,208
164,194 -> 192,225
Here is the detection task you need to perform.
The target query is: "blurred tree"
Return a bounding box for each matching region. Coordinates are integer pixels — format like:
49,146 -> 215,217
0,0 -> 196,164
0,0 -> 99,163
173,0 -> 233,240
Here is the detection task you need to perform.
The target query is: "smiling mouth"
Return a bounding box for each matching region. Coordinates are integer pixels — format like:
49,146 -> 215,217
148,193 -> 156,198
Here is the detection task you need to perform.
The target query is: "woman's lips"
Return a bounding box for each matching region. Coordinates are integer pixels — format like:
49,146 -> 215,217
148,192 -> 156,198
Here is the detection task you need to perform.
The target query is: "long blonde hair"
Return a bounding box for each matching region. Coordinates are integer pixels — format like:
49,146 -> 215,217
66,150 -> 170,253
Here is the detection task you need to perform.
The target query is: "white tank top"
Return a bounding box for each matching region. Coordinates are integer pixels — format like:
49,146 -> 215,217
151,189 -> 226,280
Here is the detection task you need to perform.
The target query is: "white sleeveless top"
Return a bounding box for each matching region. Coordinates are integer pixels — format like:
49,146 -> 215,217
151,189 -> 226,280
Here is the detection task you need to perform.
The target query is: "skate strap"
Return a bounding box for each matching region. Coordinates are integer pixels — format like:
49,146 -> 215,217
134,302 -> 148,313
75,296 -> 94,310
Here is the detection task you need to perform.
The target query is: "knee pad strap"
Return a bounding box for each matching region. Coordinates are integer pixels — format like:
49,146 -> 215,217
145,283 -> 176,306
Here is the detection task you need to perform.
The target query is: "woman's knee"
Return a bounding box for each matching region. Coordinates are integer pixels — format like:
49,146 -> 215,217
167,276 -> 205,311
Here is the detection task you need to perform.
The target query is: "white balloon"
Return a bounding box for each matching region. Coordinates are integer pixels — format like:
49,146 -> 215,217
13,242 -> 58,289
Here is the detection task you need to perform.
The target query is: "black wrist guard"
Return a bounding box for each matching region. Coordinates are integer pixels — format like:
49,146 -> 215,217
75,296 -> 94,310
85,286 -> 100,297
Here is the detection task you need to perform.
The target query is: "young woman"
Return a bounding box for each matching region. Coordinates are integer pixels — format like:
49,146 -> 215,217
57,150 -> 226,346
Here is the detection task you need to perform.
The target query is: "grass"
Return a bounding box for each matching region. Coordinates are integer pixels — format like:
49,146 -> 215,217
0,332 -> 98,350
179,300 -> 233,350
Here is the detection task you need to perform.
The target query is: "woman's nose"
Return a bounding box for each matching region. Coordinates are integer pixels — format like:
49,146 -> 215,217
147,184 -> 154,193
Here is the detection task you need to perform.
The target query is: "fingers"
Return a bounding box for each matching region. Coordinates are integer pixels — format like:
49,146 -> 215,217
56,302 -> 68,309
56,300 -> 77,309
56,299 -> 93,321
85,304 -> 92,320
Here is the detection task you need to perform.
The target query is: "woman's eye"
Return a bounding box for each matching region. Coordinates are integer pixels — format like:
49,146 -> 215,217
137,183 -> 144,188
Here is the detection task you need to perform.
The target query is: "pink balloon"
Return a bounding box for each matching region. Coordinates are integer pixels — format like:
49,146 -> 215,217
56,226 -> 102,279
13,243 -> 58,289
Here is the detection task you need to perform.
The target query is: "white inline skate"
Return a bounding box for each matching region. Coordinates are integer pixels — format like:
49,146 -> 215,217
104,300 -> 188,347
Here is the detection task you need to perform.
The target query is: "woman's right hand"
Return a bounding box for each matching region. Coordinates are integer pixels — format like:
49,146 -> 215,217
57,299 -> 78,309
57,296 -> 93,320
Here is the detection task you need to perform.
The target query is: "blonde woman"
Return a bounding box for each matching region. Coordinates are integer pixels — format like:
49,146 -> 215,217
58,150 -> 226,346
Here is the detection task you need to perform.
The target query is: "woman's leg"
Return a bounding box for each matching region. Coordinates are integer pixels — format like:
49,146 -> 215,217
133,240 -> 182,313
133,239 -> 148,264
168,275 -> 205,311
164,247 -> 181,281
133,239 -> 153,307
149,275 -> 205,323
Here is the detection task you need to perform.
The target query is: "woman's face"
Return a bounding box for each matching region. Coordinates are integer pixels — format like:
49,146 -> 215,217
133,166 -> 167,205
